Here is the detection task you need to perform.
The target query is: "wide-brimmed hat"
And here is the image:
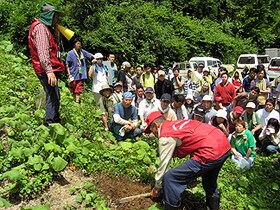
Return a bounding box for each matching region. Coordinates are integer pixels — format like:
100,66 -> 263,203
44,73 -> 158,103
144,111 -> 164,134
41,3 -> 65,16
99,84 -> 112,95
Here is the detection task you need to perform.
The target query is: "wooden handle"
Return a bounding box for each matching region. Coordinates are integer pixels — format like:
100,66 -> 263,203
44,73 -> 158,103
117,192 -> 151,204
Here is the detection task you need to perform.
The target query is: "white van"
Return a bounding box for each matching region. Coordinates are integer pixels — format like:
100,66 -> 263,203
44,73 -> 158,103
189,57 -> 222,76
236,54 -> 270,71
267,57 -> 280,79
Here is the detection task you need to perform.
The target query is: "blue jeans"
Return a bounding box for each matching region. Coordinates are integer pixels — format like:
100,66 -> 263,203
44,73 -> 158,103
266,145 -> 279,154
37,73 -> 60,126
163,151 -> 230,208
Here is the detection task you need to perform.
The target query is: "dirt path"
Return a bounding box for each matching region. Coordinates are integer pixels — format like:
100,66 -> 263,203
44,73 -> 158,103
2,167 -> 156,210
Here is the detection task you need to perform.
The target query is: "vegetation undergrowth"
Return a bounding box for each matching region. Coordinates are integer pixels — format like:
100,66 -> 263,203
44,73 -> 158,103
0,41 -> 280,209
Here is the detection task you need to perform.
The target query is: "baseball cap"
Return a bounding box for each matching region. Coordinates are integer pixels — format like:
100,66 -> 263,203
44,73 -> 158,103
158,70 -> 165,76
198,63 -> 204,68
246,102 -> 256,109
144,111 -> 164,134
193,105 -> 206,117
114,82 -> 122,87
122,61 -> 131,68
214,96 -> 223,102
202,95 -> 212,102
234,106 -> 244,115
41,3 -> 65,16
161,93 -> 172,102
94,53 -> 103,59
145,87 -> 154,93
185,95 -> 194,101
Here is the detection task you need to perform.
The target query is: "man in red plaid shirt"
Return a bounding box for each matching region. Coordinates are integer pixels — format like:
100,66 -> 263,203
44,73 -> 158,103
28,2 -> 65,127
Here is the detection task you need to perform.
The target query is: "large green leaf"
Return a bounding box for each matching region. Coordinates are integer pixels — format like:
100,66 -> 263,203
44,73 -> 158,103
0,197 -> 11,208
50,156 -> 68,172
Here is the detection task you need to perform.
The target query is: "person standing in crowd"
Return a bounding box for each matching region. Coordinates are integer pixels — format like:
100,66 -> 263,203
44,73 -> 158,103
241,102 -> 262,146
170,94 -> 188,120
103,53 -> 118,86
144,112 -> 231,210
201,95 -> 217,124
28,2 -> 65,127
250,66 -> 270,109
214,72 -> 236,112
232,87 -> 259,110
171,66 -> 185,95
132,84 -> 145,109
131,66 -> 143,89
138,87 -> 160,129
230,119 -> 256,170
211,109 -> 230,137
117,61 -> 131,92
88,52 -> 108,104
154,70 -> 173,99
184,95 -> 195,119
231,70 -> 244,95
275,79 -> 280,110
259,118 -> 280,155
149,93 -> 177,120
66,37 -> 94,103
242,68 -> 257,93
98,84 -> 118,131
109,92 -> 141,141
256,99 -> 279,128
140,63 -> 156,89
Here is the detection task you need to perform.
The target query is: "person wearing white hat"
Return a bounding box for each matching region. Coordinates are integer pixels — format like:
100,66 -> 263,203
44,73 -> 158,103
184,94 -> 195,119
210,109 -> 230,137
241,101 -> 263,146
88,52 -> 109,105
117,61 -> 131,92
201,95 -> 217,124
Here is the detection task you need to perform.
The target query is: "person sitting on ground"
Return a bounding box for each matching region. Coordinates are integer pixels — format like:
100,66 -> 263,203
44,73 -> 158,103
201,95 -> 217,124
171,94 -> 188,120
184,94 -> 195,119
171,66 -> 185,95
138,87 -> 160,130
111,82 -> 123,103
211,109 -> 230,137
259,118 -> 280,155
149,93 -> 177,120
193,81 -> 213,103
230,119 -> 256,170
66,37 -> 94,103
241,102 -> 262,146
250,66 -> 270,109
256,99 -> 279,128
132,84 -> 145,109
229,106 -> 244,134
191,105 -> 207,122
154,70 -> 173,99
144,111 -> 231,210
242,67 -> 257,93
98,84 -> 119,131
232,87 -> 259,110
109,92 -> 141,141
231,70 -> 244,95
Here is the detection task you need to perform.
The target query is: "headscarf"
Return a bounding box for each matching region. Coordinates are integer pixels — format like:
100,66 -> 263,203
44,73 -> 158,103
122,91 -> 133,99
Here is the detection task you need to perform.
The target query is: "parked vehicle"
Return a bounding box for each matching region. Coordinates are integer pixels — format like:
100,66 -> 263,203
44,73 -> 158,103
265,48 -> 280,58
189,57 -> 222,76
236,54 -> 270,72
172,61 -> 197,79
268,57 -> 280,80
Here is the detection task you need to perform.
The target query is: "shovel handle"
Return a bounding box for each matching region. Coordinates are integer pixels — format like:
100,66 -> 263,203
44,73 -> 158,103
117,192 -> 151,203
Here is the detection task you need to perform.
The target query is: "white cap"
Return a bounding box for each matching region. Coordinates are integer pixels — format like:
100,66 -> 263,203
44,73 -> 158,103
215,109 -> 228,120
202,95 -> 212,101
246,102 -> 256,109
94,53 -> 103,59
122,61 -> 131,68
185,95 -> 194,101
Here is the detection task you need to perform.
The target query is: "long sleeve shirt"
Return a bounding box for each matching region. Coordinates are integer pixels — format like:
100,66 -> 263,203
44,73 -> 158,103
214,81 -> 236,106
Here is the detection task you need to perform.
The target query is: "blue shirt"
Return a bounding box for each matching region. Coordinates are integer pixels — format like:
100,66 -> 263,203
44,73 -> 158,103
114,102 -> 138,121
66,49 -> 93,80
242,76 -> 253,93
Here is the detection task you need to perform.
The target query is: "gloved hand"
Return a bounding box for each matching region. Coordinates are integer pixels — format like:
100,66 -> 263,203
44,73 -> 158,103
150,186 -> 160,198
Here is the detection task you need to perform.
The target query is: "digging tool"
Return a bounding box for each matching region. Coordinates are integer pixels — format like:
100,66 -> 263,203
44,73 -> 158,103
117,192 -> 151,204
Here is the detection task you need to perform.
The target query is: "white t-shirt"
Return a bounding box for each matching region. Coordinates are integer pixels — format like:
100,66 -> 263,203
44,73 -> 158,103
256,108 -> 280,127
138,98 -> 161,119
92,65 -> 108,93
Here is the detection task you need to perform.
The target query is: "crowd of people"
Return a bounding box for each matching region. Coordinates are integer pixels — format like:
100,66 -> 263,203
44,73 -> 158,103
28,3 -> 280,210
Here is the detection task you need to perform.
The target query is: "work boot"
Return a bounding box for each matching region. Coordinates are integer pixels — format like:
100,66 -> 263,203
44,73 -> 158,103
164,202 -> 178,210
206,195 -> 220,210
